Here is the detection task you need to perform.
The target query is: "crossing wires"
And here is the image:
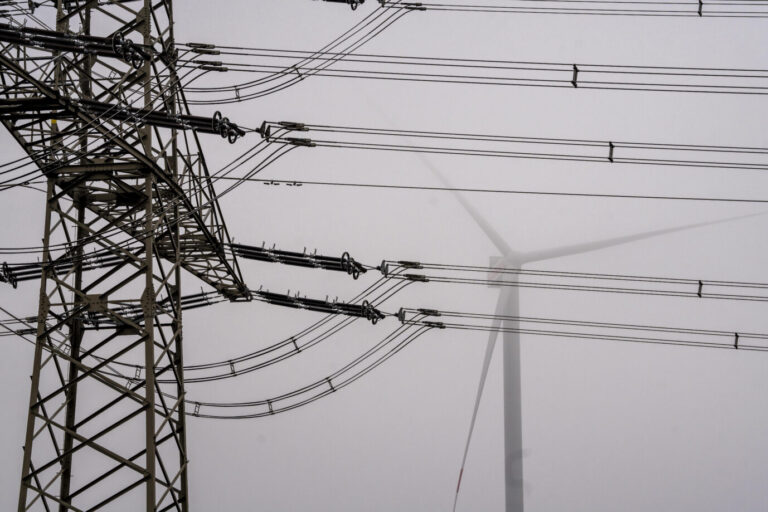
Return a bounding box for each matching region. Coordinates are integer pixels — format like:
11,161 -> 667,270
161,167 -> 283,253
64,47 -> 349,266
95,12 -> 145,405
379,0 -> 768,18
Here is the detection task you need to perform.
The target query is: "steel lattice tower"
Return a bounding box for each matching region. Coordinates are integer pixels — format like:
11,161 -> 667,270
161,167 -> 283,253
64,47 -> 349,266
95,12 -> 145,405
0,1 -> 249,510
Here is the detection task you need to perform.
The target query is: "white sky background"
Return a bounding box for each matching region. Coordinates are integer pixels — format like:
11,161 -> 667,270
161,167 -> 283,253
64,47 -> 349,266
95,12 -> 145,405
2,1 -> 768,510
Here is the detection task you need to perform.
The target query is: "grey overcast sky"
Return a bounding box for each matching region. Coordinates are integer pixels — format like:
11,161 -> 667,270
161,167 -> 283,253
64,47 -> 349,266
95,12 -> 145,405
2,1 -> 768,511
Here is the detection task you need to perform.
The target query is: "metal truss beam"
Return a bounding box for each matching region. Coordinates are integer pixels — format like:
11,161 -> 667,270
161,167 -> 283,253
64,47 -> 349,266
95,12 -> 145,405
2,1 -> 239,510
0,2 -> 250,301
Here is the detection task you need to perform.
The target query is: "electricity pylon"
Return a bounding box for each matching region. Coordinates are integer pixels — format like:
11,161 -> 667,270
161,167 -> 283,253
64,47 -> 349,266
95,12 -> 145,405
0,2 -> 248,510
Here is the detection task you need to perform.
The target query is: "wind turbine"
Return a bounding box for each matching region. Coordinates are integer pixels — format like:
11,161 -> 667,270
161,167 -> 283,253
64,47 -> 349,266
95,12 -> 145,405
416,160 -> 761,512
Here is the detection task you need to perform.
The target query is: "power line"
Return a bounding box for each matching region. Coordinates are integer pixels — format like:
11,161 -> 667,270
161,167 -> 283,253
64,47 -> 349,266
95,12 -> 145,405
262,121 -> 768,172
379,0 -> 768,17
179,48 -> 768,101
1,265 -> 414,385
191,324 -> 435,419
398,308 -> 768,351
0,303 -> 436,420
379,263 -> 768,302
178,0 -> 415,102
8,238 -> 768,305
215,176 -> 768,204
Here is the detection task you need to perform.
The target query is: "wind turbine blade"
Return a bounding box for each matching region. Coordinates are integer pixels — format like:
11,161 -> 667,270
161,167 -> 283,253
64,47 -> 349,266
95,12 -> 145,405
417,155 -> 515,257
452,294 -> 506,512
363,99 -> 515,257
519,210 -> 767,264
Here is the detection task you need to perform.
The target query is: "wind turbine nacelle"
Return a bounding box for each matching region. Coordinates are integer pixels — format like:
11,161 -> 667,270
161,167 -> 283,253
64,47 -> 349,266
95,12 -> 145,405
488,255 -> 511,288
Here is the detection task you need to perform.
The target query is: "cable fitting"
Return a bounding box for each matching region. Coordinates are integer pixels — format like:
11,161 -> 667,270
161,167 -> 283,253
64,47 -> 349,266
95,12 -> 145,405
324,0 -> 365,9
361,300 -> 385,324
211,111 -> 246,143
159,42 -> 179,65
112,33 -> 150,69
192,47 -> 220,55
285,137 -> 315,147
199,65 -> 228,72
196,60 -> 223,67
1,262 -> 18,288
258,121 -> 272,140
340,251 -> 366,279
277,121 -> 308,132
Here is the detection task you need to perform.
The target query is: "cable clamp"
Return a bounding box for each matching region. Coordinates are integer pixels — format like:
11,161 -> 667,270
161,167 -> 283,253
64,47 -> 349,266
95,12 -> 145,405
571,64 -> 579,87
697,280 -> 703,298
278,121 -> 308,131
341,251 -> 354,274
87,310 -> 100,330
305,248 -> 321,269
324,0 -> 365,9
285,137 -> 315,147
340,251 -> 363,279
211,111 -> 246,143
258,121 -> 271,140
361,300 -> 384,324
608,141 -> 614,162
199,64 -> 228,72
112,33 -> 149,69
1,262 -> 18,288
734,332 -> 739,349
192,47 -> 220,55
160,43 -> 179,65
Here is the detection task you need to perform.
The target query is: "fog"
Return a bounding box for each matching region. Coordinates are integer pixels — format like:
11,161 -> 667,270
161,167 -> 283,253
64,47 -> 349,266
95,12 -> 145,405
1,1 -> 767,511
